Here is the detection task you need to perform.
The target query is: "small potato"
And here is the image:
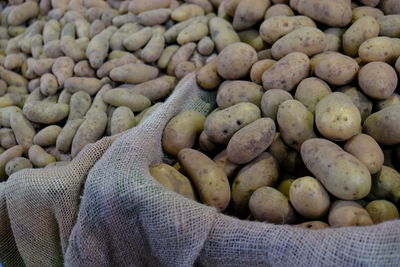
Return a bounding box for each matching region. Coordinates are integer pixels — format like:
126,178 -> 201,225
213,150 -> 241,179
232,0 -> 269,31
277,100 -> 316,151
28,145 -> 56,168
8,1 -> 40,26
227,118 -> 276,164
294,77 -> 331,113
74,60 -> 96,77
250,59 -> 276,84
5,157 -> 32,176
269,133 -> 303,174
301,138 -> 371,200
23,101 -> 69,124
0,129 -> 16,149
110,63 -> 159,84
34,125 -> 62,147
264,4 -> 294,19
249,186 -> 295,224
259,15 -> 316,44
344,134 -> 384,174
162,110 -> 206,156
56,119 -> 84,153
204,102 -> 261,144
358,62 -> 398,100
262,52 -> 310,91
141,33 -> 165,63
178,148 -> 230,211
196,58 -> 222,90
103,88 -> 151,112
138,8 -> 171,26
271,27 -> 326,59
328,200 -> 373,227
157,45 -> 180,69
40,73 -> 58,96
238,30 -> 265,51
289,176 -> 330,219
177,22 -> 208,45
171,4 -> 204,22
209,17 -> 240,52
128,76 -> 175,102
363,104 -> 400,145
338,86 -> 372,122
68,91 -> 92,121
358,37 -> 400,63
365,200 -> 399,224
197,36 -> 215,56
166,42 -> 197,76
315,92 -> 361,141
315,53 -> 359,86
52,57 -> 74,87
0,145 -> 24,180
216,81 -> 263,108
232,153 -> 279,215
290,0 -> 352,27
277,178 -> 295,199
10,112 -> 35,152
164,16 -> 208,43
260,89 -> 292,121
110,107 -> 135,135
370,166 -> 400,203
352,7 -> 384,22
150,163 -> 196,200
296,221 -> 329,229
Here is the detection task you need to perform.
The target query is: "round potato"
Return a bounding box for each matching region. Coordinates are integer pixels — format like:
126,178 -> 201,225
315,53 -> 359,86
365,200 -> 399,224
328,200 -> 373,227
216,81 -> 264,109
294,77 -> 331,113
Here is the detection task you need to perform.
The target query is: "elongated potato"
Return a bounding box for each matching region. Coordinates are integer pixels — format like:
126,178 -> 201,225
8,1 -> 40,26
103,88 -> 151,112
0,145 -> 24,180
86,26 -> 117,68
28,145 -> 56,168
328,200 -> 373,227
110,63 -> 159,84
128,76 -> 175,102
52,57 -> 74,86
301,138 -> 371,200
56,119 -> 84,153
315,53 -> 359,86
167,42 -> 197,76
358,37 -> 400,63
68,91 -> 92,121
23,101 -> 69,124
178,148 -> 230,211
110,106 -> 135,135
209,17 -> 240,52
5,157 -> 33,176
10,112 -> 35,152
162,110 -> 206,156
33,125 -> 62,147
97,54 -> 138,78
216,81 -> 263,108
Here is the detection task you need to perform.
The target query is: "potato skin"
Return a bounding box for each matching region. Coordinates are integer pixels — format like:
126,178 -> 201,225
209,17 -> 240,52
196,57 -> 222,90
261,89 -> 293,120
5,157 -> 32,176
358,37 -> 400,63
344,134 -> 384,175
162,110 -> 206,156
363,105 -> 400,145
301,138 -> 371,200
178,148 -> 230,211
150,163 -> 196,200
213,150 -> 241,179
365,200 -> 399,224
232,153 -> 279,215
226,118 -> 276,164
370,166 -> 400,203
315,92 -> 361,141
232,0 -> 270,31
338,86 -> 372,122
250,59 -> 276,84
315,53 -> 359,86
328,200 -> 373,227
33,125 -> 62,147
216,81 -> 264,108
294,77 -> 331,113
352,7 -> 384,22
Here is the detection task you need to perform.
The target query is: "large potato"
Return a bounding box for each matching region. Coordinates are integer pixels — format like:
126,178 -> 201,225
226,118 -> 276,164
216,42 -> 257,80
315,53 -> 359,86
344,134 -> 384,174
328,200 -> 373,227
301,138 -> 371,200
378,15 -> 400,37
365,200 -> 399,224
262,52 -> 310,91
315,92 -> 361,141
261,89 -> 293,120
363,105 -> 400,145
264,4 -> 294,19
178,148 -> 230,211
216,81 -> 263,108
23,101 -> 69,125
162,110 -> 205,156
294,77 -> 331,113
352,7 -> 384,22
358,37 -> 400,63
232,0 -> 270,31
232,153 -> 279,215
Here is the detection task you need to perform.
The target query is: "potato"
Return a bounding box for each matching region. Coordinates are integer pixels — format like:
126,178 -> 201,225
0,93 -> 21,108
5,157 -> 32,176
162,110 -> 206,156
0,145 -> 24,180
215,42 -> 257,80
344,134 -> 384,175
68,91 -> 92,121
59,36 -> 87,62
232,153 -> 278,215
89,84 -> 111,113
290,0 -> 352,27
0,67 -> 28,87
138,9 -> 171,26
296,221 -> 329,229
97,54 -> 138,78
294,77 -> 331,113
363,104 -> 400,145
52,57 -> 74,87
56,119 -> 84,153
164,16 -> 208,43
216,81 -> 263,109
271,27 -> 326,59
175,61 -> 196,79
315,92 -> 361,141
370,166 -> 400,203
358,0 -> 380,7
323,28 -> 343,52
277,178 -> 294,200
365,200 -> 399,224
110,23 -> 141,51
0,129 -> 16,149
150,163 -> 196,200
178,148 -> 230,211
196,57 -> 222,90
232,0 -> 269,31
71,110 -> 108,157
0,106 -> 22,127
376,93 -> 400,111
250,59 -> 276,84
249,186 -> 295,224
269,133 -> 303,174
213,150 -> 241,179
86,26 -> 117,69
358,62 -> 398,100
277,100 -> 316,151
8,1 -> 40,26
352,7 -> 384,22
199,130 -> 222,155
4,53 -> 26,70
10,112 -> 35,152
186,0 -> 213,13
23,101 -> 69,124
377,15 -> 400,38
209,17 -> 240,52
260,89 -> 292,121
171,4 -> 204,22
33,125 -> 62,147
103,88 -> 151,112
237,30 -> 264,51
28,145 -> 56,168
197,36 -> 215,56
177,22 -> 208,45
157,45 -> 179,69
301,138 -> 371,200
123,27 -> 152,51
380,0 -> 400,15
259,15 -> 316,44
223,0 -> 241,17
64,77 -> 103,96
167,42 -> 197,76
328,200 -> 373,227
315,53 -> 359,86
73,60 -> 95,77
264,4 -> 294,19
358,37 -> 400,63
204,102 -> 261,144
263,52 -> 310,91
226,118 -> 275,164
40,73 -> 58,96
338,86 -> 372,122
342,16 -> 379,57
128,76 -> 175,102
110,107 -> 135,136
110,63 -> 159,84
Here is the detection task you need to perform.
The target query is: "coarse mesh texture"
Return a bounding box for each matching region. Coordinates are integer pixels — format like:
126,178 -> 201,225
4,135 -> 116,267
65,73 -> 400,266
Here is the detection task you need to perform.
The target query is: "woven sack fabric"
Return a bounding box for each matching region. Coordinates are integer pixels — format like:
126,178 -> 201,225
3,136 -> 116,267
65,73 -> 400,267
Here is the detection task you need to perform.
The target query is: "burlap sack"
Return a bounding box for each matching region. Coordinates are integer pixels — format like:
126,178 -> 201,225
64,73 -> 400,266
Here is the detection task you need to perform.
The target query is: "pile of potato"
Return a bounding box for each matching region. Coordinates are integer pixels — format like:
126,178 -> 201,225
152,0 -> 400,228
